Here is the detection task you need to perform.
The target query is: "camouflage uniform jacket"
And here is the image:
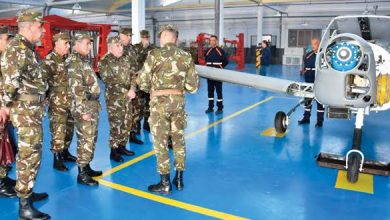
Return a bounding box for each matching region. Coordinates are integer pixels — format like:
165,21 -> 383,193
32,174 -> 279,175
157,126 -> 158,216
42,51 -> 71,108
99,53 -> 137,96
66,51 -> 101,117
134,43 -> 156,70
123,44 -> 138,61
136,42 -> 199,94
1,34 -> 47,107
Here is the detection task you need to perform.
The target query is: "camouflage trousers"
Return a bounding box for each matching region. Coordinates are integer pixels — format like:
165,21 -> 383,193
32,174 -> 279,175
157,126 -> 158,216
106,93 -> 132,148
10,101 -> 45,198
49,104 -> 74,153
0,165 -> 7,178
136,91 -> 150,123
149,96 -> 187,174
131,91 -> 143,132
73,103 -> 99,167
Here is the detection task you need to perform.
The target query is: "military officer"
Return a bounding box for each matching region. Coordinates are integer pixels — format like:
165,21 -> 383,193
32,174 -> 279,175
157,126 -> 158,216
0,26 -> 16,198
1,10 -> 50,219
42,32 -> 77,172
187,41 -> 198,64
134,29 -> 156,132
119,27 -> 144,145
204,35 -> 229,115
66,32 -> 102,186
137,24 -> 199,194
99,36 -> 136,162
298,38 -> 324,128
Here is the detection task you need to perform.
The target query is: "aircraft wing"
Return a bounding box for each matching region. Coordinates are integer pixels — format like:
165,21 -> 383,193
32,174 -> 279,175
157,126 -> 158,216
195,65 -> 315,98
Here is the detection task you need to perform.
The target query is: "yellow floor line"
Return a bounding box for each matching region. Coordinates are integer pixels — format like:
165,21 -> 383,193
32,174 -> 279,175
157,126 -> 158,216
98,151 -> 155,179
99,179 -> 249,220
97,96 -> 273,179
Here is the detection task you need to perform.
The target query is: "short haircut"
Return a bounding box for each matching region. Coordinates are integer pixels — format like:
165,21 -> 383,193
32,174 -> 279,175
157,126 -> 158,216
210,35 -> 218,40
262,40 -> 269,47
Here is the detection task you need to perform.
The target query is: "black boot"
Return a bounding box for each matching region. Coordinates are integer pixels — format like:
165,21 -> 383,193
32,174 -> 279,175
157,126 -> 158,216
148,174 -> 172,194
117,146 -> 135,156
53,153 -> 68,172
298,117 -> 310,125
77,166 -> 98,186
129,132 -> 144,145
61,149 -> 77,162
110,148 -> 124,162
216,101 -> 223,115
143,118 -> 150,132
173,171 -> 184,191
0,177 -> 16,198
85,164 -> 102,177
3,175 -> 16,186
19,197 -> 50,220
31,192 -> 48,202
315,121 -> 323,128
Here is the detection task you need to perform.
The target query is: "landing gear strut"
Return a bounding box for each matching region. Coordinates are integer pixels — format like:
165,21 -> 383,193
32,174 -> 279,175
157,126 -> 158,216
316,108 -> 390,183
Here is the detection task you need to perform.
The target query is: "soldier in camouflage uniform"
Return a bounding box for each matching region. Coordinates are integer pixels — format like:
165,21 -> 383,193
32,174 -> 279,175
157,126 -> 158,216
119,27 -> 143,144
66,32 -> 102,186
137,24 -> 199,194
99,36 -> 136,162
1,10 -> 50,220
187,41 -> 198,64
134,30 -> 156,133
0,26 -> 16,198
42,32 -> 77,172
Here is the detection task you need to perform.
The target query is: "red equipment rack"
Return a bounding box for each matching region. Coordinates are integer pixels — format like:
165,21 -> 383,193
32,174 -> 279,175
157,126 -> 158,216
196,32 -> 245,70
223,33 -> 245,70
0,15 -> 111,72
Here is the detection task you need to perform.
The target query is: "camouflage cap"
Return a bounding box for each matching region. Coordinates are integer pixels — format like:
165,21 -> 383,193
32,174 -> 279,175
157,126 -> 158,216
16,10 -> 45,23
53,32 -> 70,42
107,36 -> 121,45
0,26 -> 8,35
157,24 -> 178,38
73,32 -> 92,41
119,27 -> 133,36
140,30 -> 150,38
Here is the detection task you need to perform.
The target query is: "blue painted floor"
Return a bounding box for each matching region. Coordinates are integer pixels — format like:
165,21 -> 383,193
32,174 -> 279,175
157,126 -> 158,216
1,64 -> 390,220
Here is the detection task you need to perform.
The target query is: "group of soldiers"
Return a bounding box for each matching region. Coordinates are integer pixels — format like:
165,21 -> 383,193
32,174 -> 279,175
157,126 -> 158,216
0,9 -> 199,220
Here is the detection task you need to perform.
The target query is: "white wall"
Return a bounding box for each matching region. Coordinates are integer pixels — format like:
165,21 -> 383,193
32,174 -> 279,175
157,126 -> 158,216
62,1 -> 390,48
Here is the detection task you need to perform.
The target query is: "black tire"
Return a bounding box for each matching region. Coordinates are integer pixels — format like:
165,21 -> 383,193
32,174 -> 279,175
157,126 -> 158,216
347,153 -> 361,183
274,111 -> 287,134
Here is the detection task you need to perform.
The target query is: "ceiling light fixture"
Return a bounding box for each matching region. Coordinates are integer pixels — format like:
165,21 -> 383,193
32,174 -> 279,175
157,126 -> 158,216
72,3 -> 82,10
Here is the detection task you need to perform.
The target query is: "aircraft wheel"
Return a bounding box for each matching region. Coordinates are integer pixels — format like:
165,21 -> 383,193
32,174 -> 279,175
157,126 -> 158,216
347,153 -> 361,183
274,111 -> 288,134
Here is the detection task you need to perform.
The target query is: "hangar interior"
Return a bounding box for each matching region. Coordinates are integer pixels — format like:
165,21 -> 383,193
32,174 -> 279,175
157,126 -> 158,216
1,0 -> 390,219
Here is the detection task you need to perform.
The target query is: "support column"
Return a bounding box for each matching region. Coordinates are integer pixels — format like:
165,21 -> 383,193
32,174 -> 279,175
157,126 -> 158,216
256,3 -> 263,46
215,0 -> 224,46
132,0 -> 145,44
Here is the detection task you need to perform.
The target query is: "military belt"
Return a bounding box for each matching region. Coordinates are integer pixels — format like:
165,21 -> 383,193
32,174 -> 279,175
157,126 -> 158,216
16,94 -> 45,102
151,89 -> 184,97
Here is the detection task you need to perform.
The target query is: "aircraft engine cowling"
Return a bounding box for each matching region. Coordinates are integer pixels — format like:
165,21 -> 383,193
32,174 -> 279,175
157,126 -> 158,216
315,33 -> 376,108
